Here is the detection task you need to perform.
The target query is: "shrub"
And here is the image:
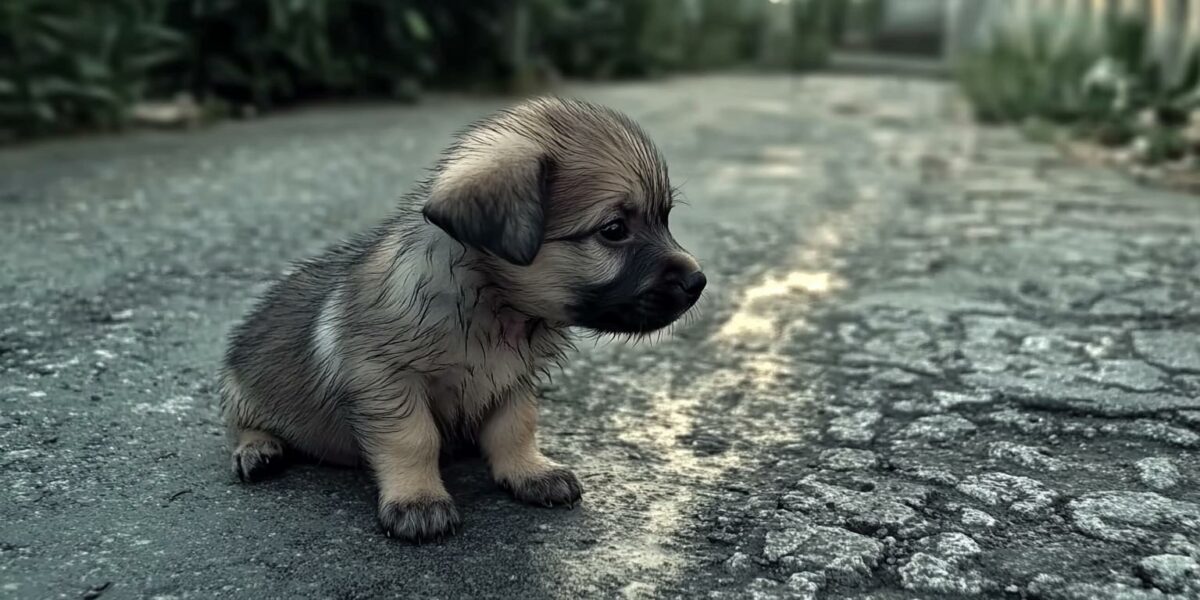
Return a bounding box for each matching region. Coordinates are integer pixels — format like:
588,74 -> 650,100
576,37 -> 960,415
181,0 -> 470,108
956,9 -> 1200,164
0,0 -> 186,138
956,16 -> 1106,124
0,0 -> 844,140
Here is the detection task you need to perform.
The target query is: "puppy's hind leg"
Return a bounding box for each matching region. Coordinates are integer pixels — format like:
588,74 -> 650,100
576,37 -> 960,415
221,372 -> 290,482
231,428 -> 289,483
482,391 -> 582,508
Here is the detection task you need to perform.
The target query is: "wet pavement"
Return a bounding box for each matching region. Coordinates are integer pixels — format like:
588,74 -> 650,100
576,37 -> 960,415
2,75 -> 1199,600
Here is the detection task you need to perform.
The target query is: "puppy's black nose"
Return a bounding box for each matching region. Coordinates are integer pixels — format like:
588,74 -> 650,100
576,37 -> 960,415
664,264 -> 706,298
662,256 -> 705,302
680,271 -> 707,297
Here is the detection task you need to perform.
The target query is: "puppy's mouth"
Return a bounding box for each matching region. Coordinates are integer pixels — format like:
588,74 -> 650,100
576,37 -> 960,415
571,290 -> 700,334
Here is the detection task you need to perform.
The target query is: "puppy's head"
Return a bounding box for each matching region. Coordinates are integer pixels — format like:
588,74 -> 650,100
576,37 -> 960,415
423,97 -> 705,334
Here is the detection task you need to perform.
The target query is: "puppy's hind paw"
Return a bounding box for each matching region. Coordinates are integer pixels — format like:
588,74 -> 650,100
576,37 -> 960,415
502,467 -> 583,508
231,434 -> 287,483
378,497 -> 462,543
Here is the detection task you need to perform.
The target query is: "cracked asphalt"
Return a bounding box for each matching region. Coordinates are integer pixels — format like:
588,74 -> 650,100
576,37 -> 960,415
2,75 -> 1199,600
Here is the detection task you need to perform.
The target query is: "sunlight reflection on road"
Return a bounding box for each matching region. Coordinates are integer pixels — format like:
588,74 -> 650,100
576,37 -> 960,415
570,192 -> 881,598
717,268 -> 843,339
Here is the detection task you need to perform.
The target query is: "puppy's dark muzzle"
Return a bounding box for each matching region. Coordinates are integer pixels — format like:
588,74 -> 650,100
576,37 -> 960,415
633,266 -> 706,329
570,253 -> 706,335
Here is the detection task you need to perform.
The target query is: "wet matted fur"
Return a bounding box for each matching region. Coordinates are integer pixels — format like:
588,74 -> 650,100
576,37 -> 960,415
220,97 -> 706,542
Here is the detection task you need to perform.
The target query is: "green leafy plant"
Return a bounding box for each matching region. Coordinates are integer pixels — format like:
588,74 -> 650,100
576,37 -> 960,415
185,0 -> 441,108
956,15 -> 1106,124
1,0 -> 185,138
957,9 -> 1200,166
530,0 -> 693,79
1,0 -> 845,141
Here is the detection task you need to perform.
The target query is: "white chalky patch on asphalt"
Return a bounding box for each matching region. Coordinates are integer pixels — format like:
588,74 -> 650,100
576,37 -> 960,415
5,449 -> 38,460
133,395 -> 194,415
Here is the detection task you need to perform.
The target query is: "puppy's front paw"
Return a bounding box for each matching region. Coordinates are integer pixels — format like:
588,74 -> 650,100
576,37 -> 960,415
502,468 -> 583,508
378,497 -> 461,542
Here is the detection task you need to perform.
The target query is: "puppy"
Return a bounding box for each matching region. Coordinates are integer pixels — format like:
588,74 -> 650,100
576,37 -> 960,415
219,97 -> 706,542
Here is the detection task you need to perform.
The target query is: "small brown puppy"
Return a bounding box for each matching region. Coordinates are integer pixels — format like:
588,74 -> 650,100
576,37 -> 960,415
220,98 -> 705,541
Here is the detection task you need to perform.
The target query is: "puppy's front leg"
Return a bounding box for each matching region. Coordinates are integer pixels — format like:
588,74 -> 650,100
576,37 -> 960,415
482,391 -> 582,507
361,393 -> 460,541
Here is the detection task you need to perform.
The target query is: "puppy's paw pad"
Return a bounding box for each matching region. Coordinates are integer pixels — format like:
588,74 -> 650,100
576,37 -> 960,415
378,498 -> 461,542
231,439 -> 286,483
503,468 -> 583,508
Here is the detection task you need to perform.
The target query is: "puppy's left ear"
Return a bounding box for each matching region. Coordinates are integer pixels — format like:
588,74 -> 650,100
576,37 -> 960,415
422,147 -> 552,267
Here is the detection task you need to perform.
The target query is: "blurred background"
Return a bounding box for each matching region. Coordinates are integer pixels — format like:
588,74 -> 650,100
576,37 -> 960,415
5,0 -> 1200,175
5,4 -> 1200,598
0,0 -> 895,141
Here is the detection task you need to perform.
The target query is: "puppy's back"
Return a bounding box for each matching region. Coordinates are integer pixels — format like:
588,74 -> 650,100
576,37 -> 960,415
219,229 -> 377,461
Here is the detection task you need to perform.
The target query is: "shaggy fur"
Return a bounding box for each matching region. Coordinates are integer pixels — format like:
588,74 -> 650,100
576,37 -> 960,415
220,97 -> 705,542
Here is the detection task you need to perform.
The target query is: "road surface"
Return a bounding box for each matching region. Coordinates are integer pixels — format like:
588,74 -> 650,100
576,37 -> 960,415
2,75 -> 1199,599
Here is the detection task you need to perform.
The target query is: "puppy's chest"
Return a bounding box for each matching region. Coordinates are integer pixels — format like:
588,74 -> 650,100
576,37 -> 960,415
427,317 -> 545,413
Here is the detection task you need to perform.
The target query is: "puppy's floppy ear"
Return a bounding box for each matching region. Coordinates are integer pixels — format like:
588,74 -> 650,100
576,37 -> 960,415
422,139 -> 552,267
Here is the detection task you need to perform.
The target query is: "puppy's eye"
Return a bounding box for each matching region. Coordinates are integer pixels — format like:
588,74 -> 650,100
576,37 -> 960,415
598,219 -> 629,242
